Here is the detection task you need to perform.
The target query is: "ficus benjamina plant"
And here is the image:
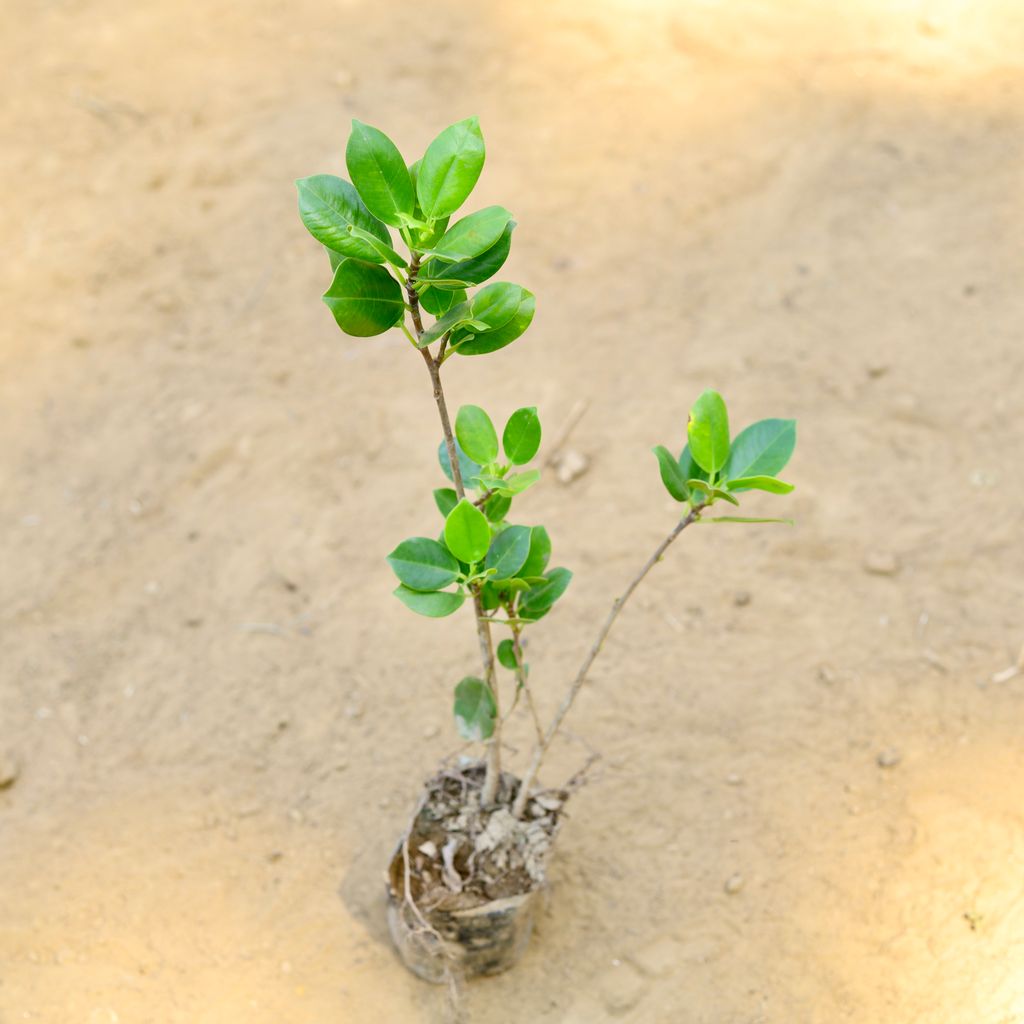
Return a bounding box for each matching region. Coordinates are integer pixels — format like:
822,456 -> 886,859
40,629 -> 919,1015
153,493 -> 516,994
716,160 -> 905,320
297,117 -> 797,818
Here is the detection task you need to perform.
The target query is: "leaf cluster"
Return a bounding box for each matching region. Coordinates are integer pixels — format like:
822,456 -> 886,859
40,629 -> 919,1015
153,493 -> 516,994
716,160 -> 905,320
652,390 -> 797,523
297,118 -> 533,356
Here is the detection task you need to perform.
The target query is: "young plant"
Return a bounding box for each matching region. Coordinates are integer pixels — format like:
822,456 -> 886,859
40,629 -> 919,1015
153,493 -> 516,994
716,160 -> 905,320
297,118 -> 797,818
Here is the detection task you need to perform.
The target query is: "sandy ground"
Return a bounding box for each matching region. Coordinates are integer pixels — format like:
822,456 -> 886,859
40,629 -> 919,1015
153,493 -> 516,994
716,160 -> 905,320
2,0 -> 1024,1021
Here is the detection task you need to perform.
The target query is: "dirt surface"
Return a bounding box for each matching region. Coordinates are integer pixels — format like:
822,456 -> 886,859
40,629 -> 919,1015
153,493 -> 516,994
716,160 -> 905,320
3,0 -> 1024,1021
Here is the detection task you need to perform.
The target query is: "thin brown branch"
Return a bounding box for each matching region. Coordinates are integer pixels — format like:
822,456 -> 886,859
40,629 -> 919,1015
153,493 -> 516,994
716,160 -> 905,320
511,506 -> 702,817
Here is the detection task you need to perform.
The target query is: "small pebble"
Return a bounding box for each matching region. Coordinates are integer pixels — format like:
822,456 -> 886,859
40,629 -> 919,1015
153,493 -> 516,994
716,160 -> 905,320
422,723 -> 439,739
0,752 -> 21,790
598,961 -> 647,1014
817,663 -> 837,685
864,550 -> 900,576
733,591 -> 752,607
725,772 -> 743,786
724,873 -> 745,895
553,449 -> 589,485
877,748 -> 902,769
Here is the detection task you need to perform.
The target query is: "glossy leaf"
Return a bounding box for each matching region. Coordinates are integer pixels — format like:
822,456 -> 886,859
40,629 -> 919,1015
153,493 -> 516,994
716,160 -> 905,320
455,405 -> 499,464
296,175 -> 392,263
677,443 -> 708,483
444,499 -> 491,564
453,676 -> 496,741
419,285 -> 466,317
417,301 -> 474,348
477,469 -> 540,497
438,438 -> 482,489
726,475 -> 795,495
433,487 -> 458,518
322,260 -> 404,337
687,478 -> 713,500
452,289 -> 535,357
703,516 -> 794,525
722,419 -> 797,480
407,160 -> 449,247
345,223 -> 407,268
386,537 -> 460,592
394,585 -> 465,617
471,282 -> 524,332
652,445 -> 690,502
417,117 -> 486,220
482,492 -> 512,523
502,407 -> 542,465
423,223 -> 514,291
327,248 -> 344,272
345,120 -> 415,228
687,390 -> 730,475
485,525 -> 531,580
519,567 -> 573,621
496,639 -> 519,671
430,206 -> 512,262
519,526 -> 551,578
711,488 -> 740,506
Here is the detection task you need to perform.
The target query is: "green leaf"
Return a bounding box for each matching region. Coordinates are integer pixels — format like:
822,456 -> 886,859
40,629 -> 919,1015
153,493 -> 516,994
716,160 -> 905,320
480,581 -> 502,611
687,478 -> 713,500
423,223 -> 514,291
687,390 -> 730,475
496,639 -> 519,671
296,175 -> 392,263
322,260 -> 404,337
433,487 -> 458,518
711,488 -> 740,506
327,248 -> 344,272
429,206 -> 512,262
677,443 -> 708,483
471,282 -> 524,332
417,300 -> 474,348
485,525 -> 531,580
702,516 -> 794,525
452,290 -> 536,357
477,469 -> 540,497
386,537 -> 460,592
438,439 -> 482,489
407,160 -> 449,247
726,475 -> 795,495
345,120 -> 415,228
482,492 -> 512,523
519,526 -> 551,578
652,445 -> 690,502
453,676 -> 496,741
444,499 -> 491,564
417,117 -> 486,220
502,407 -> 542,465
455,405 -> 499,464
722,419 -> 797,480
519,567 -> 572,621
498,578 -> 532,594
419,285 -> 466,317
345,223 -> 407,268
394,585 -> 465,617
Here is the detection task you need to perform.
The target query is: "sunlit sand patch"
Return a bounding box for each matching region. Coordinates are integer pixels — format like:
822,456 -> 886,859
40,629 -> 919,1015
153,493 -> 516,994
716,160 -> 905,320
796,740 -> 1024,1021
0,788 -> 413,1023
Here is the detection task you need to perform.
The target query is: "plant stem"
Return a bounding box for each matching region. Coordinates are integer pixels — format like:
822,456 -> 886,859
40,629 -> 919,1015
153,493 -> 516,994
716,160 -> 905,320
510,622 -> 545,746
511,507 -> 701,818
405,254 -> 502,804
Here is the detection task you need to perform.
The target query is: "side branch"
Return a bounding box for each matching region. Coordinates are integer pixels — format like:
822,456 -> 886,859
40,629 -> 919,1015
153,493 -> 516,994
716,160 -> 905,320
511,506 -> 701,817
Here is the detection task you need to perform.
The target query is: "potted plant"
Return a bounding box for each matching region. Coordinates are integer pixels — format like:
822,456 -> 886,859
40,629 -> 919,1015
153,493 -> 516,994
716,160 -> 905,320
296,117 -> 797,985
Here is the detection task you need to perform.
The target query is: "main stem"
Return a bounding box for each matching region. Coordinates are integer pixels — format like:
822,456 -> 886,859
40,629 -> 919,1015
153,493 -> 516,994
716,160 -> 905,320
407,256 -> 503,806
511,507 -> 700,817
